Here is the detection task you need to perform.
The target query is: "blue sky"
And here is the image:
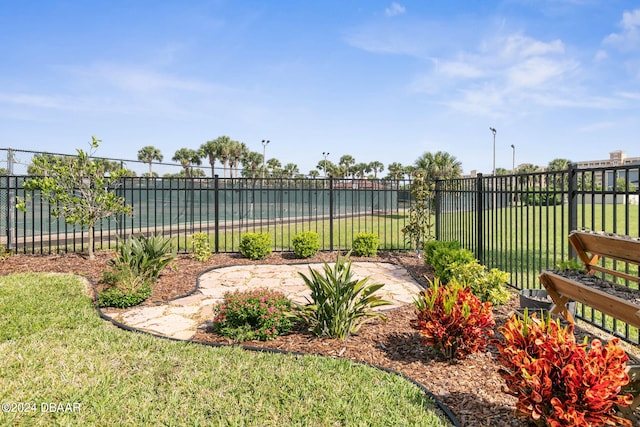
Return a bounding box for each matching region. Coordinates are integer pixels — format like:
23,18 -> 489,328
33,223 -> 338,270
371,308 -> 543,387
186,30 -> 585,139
1,0 -> 639,176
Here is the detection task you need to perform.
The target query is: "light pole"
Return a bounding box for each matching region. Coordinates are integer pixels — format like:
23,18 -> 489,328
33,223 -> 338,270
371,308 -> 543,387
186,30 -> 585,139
261,139 -> 270,177
511,144 -> 515,173
322,152 -> 330,178
489,127 -> 497,175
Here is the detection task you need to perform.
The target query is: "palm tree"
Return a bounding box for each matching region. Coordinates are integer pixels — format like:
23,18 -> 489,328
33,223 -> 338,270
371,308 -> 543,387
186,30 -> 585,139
227,140 -> 247,178
414,151 -> 462,187
316,159 -> 336,177
516,163 -> 540,187
137,146 -> 163,177
308,169 -> 320,179
266,158 -> 281,178
339,155 -> 355,178
172,148 -> 202,178
242,151 -> 263,179
387,162 -> 405,180
368,161 -> 384,178
213,136 -> 232,178
547,158 -> 571,172
547,158 -> 571,189
200,138 -> 225,178
351,162 -> 368,179
283,163 -> 299,179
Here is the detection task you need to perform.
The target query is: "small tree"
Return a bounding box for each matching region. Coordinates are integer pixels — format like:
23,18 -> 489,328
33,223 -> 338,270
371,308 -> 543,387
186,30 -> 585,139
17,137 -> 132,260
401,172 -> 433,257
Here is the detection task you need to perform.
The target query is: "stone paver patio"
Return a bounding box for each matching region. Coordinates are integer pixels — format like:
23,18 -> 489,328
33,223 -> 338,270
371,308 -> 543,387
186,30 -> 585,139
101,262 -> 425,340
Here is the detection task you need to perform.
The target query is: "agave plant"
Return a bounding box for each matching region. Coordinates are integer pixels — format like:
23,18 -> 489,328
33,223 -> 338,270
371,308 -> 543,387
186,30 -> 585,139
294,253 -> 392,340
109,233 -> 176,282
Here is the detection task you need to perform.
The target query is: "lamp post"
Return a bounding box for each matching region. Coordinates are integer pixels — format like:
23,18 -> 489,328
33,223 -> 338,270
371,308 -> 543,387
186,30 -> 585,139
322,151 -> 330,178
511,144 -> 515,173
489,127 -> 497,175
261,139 -> 270,178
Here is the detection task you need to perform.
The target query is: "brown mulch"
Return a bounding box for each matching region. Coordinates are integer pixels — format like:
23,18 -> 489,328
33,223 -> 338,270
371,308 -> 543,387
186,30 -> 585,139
1,250 -> 637,427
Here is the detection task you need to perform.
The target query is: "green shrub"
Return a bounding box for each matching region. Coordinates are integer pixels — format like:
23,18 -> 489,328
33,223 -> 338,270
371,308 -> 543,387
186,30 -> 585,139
555,258 -> 584,272
294,253 -> 392,339
427,245 -> 475,284
212,288 -> 293,341
292,231 -> 320,258
351,232 -> 380,257
449,260 -> 511,306
0,244 -> 12,261
110,233 -> 176,282
191,232 -> 212,262
99,234 -> 175,308
521,187 -> 563,206
98,283 -> 152,309
423,240 -> 461,266
239,232 -> 272,260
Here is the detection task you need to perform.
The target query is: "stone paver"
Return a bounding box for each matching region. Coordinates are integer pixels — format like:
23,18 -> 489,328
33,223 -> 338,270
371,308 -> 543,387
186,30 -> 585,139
102,262 -> 424,340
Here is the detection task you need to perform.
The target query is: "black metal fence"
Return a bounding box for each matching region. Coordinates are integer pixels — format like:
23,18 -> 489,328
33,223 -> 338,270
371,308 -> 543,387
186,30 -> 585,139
1,176 -> 414,254
435,163 -> 640,343
4,156 -> 640,343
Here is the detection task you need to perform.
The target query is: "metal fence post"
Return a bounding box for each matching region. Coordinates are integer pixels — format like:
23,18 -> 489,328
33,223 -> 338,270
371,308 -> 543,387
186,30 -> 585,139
6,150 -> 15,251
214,174 -> 219,253
434,179 -> 441,241
476,173 -> 484,264
329,176 -> 334,251
568,163 -> 578,258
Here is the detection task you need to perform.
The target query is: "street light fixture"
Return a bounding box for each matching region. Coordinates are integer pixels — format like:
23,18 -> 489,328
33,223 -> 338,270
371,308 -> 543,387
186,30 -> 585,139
489,127 -> 497,175
322,152 -> 330,178
261,139 -> 270,177
511,144 -> 515,174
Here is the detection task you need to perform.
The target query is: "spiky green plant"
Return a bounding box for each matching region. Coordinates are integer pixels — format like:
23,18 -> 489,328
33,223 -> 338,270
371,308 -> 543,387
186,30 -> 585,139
294,253 -> 392,339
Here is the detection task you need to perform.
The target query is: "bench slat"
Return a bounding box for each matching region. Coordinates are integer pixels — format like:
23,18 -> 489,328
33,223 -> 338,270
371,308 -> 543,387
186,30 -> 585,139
587,264 -> 640,284
540,271 -> 640,329
569,231 -> 640,267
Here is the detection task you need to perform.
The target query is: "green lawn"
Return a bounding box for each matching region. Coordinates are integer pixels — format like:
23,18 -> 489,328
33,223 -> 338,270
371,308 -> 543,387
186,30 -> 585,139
0,273 -> 452,427
186,213 -> 418,253
439,203 -> 640,289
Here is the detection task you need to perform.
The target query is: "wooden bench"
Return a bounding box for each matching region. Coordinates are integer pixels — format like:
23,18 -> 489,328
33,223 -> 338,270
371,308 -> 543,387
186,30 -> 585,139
539,231 -> 640,327
539,230 -> 640,418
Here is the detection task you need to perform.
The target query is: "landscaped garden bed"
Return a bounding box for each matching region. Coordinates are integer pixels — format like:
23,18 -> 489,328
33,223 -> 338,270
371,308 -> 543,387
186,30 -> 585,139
2,250 -> 639,426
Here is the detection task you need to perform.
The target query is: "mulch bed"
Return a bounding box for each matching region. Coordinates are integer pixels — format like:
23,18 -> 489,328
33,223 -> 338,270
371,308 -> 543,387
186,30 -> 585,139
2,250 -> 639,426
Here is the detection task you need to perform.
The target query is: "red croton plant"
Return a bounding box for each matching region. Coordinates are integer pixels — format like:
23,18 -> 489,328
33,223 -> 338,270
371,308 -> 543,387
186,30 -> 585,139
496,311 -> 634,427
412,280 -> 495,360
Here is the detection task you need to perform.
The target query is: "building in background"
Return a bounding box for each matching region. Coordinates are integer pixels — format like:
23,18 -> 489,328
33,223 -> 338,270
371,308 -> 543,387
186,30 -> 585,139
575,150 -> 640,169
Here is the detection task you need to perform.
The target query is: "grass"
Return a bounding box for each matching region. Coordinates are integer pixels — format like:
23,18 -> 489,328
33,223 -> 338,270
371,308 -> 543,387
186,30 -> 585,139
183,213 -> 419,253
0,272 -> 452,426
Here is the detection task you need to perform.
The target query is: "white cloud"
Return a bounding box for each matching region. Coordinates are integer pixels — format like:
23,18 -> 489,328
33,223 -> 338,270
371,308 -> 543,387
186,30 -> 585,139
410,30 -> 583,117
618,91 -> 640,100
385,2 -> 406,17
603,8 -> 640,50
506,57 -> 578,88
437,60 -> 485,79
497,34 -> 565,60
85,63 -> 212,93
0,93 -> 68,109
344,24 -> 425,56
578,121 -> 617,132
594,50 -> 608,61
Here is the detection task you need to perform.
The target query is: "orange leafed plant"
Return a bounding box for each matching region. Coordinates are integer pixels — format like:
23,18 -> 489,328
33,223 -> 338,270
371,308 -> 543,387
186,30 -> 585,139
496,310 -> 633,426
412,279 -> 495,360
